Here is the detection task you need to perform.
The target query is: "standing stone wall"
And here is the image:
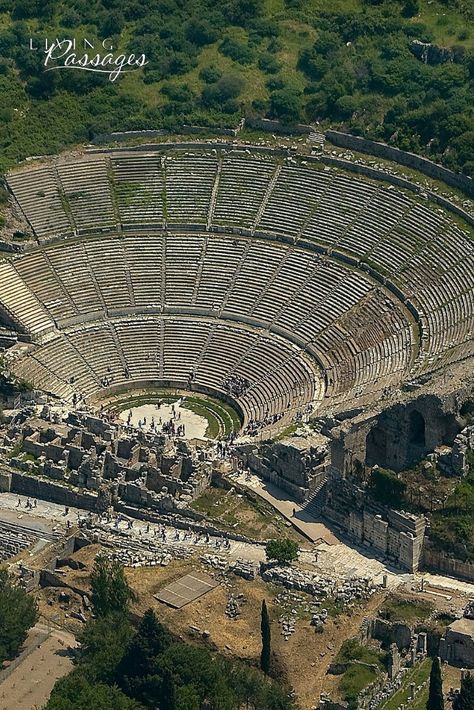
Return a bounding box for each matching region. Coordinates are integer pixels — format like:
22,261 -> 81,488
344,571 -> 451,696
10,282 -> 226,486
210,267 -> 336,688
422,542 -> 474,584
8,469 -> 98,510
325,130 -> 474,197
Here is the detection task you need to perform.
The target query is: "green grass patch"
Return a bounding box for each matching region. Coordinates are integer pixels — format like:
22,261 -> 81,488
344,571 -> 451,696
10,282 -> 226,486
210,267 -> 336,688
339,664 -> 379,706
336,639 -> 386,707
429,451 -> 474,561
190,485 -> 302,540
336,639 -> 385,667
379,657 -> 431,710
272,424 -> 298,441
379,596 -> 433,623
180,400 -> 221,438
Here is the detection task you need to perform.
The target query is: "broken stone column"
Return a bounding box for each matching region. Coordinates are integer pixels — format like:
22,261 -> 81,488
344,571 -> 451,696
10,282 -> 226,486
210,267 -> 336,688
417,633 -> 427,656
388,643 -> 400,679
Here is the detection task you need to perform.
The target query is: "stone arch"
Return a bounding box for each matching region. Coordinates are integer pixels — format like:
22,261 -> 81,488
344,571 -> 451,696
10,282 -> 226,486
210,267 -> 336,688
408,410 -> 426,447
365,423 -> 387,467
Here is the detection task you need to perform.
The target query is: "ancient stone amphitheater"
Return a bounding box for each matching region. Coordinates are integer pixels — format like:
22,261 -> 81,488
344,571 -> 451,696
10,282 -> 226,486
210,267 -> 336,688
2,142 -> 473,434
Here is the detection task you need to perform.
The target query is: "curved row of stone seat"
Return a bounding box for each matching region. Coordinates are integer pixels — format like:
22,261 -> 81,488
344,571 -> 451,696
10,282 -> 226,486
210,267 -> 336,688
6,165 -> 72,239
8,233 -> 414,401
0,261 -> 54,337
6,148 -> 473,373
12,316 -> 322,425
317,290 -> 413,395
0,522 -> 35,561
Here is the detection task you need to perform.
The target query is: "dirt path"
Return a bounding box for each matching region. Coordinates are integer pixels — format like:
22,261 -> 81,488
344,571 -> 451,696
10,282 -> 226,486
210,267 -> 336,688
0,623 -> 77,710
277,592 -> 388,710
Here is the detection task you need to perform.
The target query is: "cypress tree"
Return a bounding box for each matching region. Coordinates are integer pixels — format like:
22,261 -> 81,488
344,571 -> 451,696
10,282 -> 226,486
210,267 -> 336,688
160,669 -> 176,710
260,599 -> 271,675
453,673 -> 474,710
427,656 -> 444,710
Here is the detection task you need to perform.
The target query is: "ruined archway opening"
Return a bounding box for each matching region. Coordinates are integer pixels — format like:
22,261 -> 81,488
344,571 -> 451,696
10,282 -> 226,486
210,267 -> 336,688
408,410 -> 426,447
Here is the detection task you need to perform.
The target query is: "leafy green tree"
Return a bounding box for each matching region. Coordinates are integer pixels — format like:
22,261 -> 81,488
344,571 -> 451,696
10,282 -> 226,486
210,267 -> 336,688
265,538 -> 299,564
269,88 -> 302,123
224,0 -> 263,26
199,65 -> 222,83
119,610 -> 174,708
160,669 -> 177,710
260,599 -> 271,675
12,0 -> 37,20
45,671 -> 143,710
453,131 -> 474,166
368,468 -> 406,508
175,684 -> 200,710
453,673 -> 474,710
78,614 -> 133,684
90,555 -> 137,618
219,37 -> 254,64
427,656 -> 444,710
0,568 -> 38,663
202,74 -> 244,107
185,18 -> 218,46
258,54 -> 281,74
402,0 -> 419,18
101,10 -> 125,37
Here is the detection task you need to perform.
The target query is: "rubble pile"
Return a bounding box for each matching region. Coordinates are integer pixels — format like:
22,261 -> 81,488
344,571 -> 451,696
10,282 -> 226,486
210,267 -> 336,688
230,559 -> 257,580
260,565 -> 335,597
334,577 -> 376,604
201,554 -> 227,571
464,599 -> 474,619
310,607 -> 328,630
365,669 -> 422,710
279,616 -> 296,640
225,594 -> 242,619
105,549 -> 173,568
96,527 -> 192,565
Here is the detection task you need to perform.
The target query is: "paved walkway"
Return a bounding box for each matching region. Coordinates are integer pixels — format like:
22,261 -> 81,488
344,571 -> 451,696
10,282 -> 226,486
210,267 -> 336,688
0,492 -> 262,562
421,573 -> 474,597
229,472 -> 339,544
0,624 -> 77,710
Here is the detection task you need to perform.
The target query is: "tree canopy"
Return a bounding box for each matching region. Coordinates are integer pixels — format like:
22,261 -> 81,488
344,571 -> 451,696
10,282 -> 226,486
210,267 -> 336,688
45,557 -> 294,710
368,468 -> 407,508
265,538 -> 299,564
90,555 -> 137,618
427,656 -> 444,710
0,0 -> 472,175
453,673 -> 474,710
0,568 -> 38,663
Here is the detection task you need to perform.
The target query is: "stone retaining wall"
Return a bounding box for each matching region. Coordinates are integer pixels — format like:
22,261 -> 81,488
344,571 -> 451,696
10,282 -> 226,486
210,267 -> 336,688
325,130 -> 474,198
7,469 -> 98,510
91,125 -> 239,145
246,117 -> 313,134
422,542 -> 474,583
319,155 -> 474,227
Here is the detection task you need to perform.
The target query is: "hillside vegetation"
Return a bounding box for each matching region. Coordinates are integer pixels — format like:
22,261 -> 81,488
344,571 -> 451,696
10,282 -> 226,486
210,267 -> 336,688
0,0 -> 472,175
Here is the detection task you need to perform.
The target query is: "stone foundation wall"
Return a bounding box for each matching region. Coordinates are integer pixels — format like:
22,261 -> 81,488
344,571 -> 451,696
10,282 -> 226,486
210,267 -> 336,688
91,124 -> 240,145
323,476 -> 425,572
325,130 -> 474,197
246,117 -> 313,134
422,543 -> 474,583
8,469 -> 98,510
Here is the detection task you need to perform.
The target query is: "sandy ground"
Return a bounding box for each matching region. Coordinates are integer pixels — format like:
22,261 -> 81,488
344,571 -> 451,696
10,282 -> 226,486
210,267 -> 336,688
125,558 -> 390,709
118,400 -> 208,439
0,624 -> 76,710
